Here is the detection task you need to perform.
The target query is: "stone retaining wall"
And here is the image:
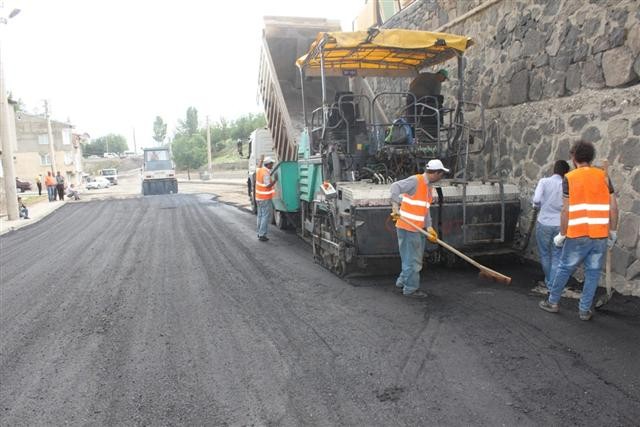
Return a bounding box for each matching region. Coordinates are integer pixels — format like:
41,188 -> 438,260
367,0 -> 640,294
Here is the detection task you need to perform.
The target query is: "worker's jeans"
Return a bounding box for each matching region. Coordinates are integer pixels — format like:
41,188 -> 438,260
256,199 -> 273,238
548,237 -> 607,312
396,228 -> 426,294
47,186 -> 56,201
535,223 -> 561,288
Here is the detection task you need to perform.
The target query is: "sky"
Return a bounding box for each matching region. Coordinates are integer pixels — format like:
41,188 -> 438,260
2,0 -> 364,150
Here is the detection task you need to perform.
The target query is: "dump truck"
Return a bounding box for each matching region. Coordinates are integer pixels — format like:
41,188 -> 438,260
100,168 -> 118,185
257,18 -> 521,275
241,128 -> 276,214
141,147 -> 178,195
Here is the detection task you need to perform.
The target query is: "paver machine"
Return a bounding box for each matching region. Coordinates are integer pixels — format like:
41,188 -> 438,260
260,25 -> 521,276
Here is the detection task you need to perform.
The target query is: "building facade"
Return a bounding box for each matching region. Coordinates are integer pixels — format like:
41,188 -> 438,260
13,112 -> 83,187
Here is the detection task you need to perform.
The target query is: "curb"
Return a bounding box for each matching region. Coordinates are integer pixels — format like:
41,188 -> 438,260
0,201 -> 67,236
178,179 -> 244,186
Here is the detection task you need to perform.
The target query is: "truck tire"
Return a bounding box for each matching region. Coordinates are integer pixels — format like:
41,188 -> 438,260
274,210 -> 288,230
248,178 -> 257,215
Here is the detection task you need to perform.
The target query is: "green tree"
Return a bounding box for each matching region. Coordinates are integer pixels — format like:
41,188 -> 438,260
229,113 -> 266,141
177,107 -> 199,136
84,134 -> 128,157
172,134 -> 206,179
7,92 -> 26,113
153,116 -> 167,144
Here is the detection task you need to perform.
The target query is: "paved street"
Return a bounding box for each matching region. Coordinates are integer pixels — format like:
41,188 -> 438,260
1,179 -> 639,425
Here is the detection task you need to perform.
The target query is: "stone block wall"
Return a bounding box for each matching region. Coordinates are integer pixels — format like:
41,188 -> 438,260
367,0 -> 640,293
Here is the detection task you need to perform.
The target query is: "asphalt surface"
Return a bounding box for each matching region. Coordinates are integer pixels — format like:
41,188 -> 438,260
1,193 -> 639,426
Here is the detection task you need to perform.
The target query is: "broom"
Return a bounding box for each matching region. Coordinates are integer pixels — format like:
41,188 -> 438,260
396,216 -> 512,285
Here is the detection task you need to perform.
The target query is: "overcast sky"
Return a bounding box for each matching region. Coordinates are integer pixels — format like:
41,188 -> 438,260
2,0 -> 363,149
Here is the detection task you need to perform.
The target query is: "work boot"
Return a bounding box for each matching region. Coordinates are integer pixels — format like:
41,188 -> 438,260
258,235 -> 269,242
538,300 -> 559,313
579,310 -> 593,321
404,289 -> 428,299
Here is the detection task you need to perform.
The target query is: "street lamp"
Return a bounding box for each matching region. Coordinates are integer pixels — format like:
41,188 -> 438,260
0,7 -> 22,220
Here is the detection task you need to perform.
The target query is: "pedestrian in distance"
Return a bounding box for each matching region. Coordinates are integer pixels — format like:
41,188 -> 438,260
17,197 -> 29,219
55,171 -> 65,201
35,174 -> 43,196
390,159 -> 448,298
256,155 -> 278,242
66,183 -> 80,200
44,171 -> 56,202
539,140 -> 618,321
532,159 -> 571,290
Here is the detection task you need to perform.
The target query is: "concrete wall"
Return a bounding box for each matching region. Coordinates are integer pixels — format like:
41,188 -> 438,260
370,0 -> 640,294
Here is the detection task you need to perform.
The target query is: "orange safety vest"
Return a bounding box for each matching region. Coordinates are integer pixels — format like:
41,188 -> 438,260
566,167 -> 610,239
255,167 -> 274,200
396,174 -> 432,232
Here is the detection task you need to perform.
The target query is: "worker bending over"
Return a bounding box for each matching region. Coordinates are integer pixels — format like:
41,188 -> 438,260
539,140 -> 618,320
390,159 -> 448,298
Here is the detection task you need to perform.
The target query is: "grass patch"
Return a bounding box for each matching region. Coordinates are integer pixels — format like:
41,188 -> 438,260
20,195 -> 47,206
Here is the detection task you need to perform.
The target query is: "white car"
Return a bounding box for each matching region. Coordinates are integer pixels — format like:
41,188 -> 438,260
86,177 -> 111,190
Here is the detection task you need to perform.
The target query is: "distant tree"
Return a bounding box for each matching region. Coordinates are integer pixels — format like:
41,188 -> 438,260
153,116 -> 167,144
84,134 -> 128,156
7,92 -> 26,113
230,113 -> 266,141
172,134 -> 206,179
177,107 -> 199,136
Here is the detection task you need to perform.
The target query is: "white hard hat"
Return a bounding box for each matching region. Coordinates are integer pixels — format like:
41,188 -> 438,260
263,156 -> 274,164
426,159 -> 450,173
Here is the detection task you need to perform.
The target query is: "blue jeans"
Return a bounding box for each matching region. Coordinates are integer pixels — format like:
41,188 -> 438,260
256,199 -> 272,238
548,237 -> 607,312
535,222 -> 561,288
47,186 -> 56,201
395,228 -> 426,294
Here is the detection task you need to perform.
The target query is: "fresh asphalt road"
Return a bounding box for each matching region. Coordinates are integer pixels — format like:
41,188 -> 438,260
1,194 -> 639,426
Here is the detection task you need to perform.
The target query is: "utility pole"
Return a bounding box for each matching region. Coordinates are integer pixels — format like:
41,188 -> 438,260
206,115 -> 212,173
0,40 -> 18,219
43,100 -> 56,174
132,127 -> 137,153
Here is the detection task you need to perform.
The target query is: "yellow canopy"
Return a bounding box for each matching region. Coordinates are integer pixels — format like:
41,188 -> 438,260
296,29 -> 474,77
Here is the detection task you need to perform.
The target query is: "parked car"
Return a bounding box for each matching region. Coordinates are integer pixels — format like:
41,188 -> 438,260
86,177 -> 111,190
103,152 -> 118,158
15,178 -> 32,193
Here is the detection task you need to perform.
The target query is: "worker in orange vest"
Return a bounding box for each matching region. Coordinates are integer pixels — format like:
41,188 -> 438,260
390,159 -> 448,298
255,156 -> 278,242
44,171 -> 57,202
539,140 -> 618,321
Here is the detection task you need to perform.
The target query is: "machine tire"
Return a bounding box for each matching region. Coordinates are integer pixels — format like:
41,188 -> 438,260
274,210 -> 288,230
248,177 -> 257,215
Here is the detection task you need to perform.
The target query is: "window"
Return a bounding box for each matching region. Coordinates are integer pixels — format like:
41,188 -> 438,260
38,134 -> 49,145
40,153 -> 51,165
64,152 -> 74,165
62,129 -> 71,145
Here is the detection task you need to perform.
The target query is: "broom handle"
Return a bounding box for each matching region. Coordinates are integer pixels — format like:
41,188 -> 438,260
397,216 -> 511,283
